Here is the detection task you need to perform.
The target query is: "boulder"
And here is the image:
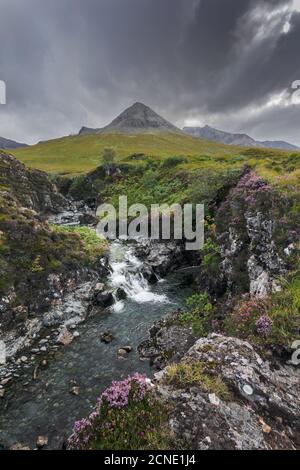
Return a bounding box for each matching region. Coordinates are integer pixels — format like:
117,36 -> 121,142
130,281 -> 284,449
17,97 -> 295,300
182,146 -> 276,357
118,348 -> 128,358
57,328 -> 74,346
155,334 -> 300,450
101,331 -> 115,344
10,443 -> 31,450
115,287 -> 127,300
138,311 -> 198,370
36,436 -> 48,449
93,283 -> 105,293
135,240 -> 187,278
140,264 -> 157,284
70,386 -> 80,396
95,290 -> 114,308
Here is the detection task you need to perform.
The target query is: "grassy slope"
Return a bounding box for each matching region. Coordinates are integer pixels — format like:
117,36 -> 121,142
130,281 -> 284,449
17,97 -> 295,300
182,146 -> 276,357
11,131 -> 244,175
6,130 -> 300,215
11,131 -> 300,191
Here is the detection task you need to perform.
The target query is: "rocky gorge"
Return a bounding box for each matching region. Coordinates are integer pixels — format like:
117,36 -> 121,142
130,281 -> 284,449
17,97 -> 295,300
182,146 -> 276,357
0,148 -> 299,450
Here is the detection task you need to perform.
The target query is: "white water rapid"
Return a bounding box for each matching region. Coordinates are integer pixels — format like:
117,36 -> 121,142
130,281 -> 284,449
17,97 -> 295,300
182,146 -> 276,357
108,242 -> 169,312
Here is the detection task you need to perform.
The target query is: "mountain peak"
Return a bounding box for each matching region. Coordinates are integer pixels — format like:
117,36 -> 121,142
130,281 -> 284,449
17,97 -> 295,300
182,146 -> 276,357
78,102 -> 180,135
129,101 -> 149,109
101,102 -> 179,134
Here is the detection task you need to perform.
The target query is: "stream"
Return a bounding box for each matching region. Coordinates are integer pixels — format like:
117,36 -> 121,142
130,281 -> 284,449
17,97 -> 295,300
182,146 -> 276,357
0,240 -> 190,449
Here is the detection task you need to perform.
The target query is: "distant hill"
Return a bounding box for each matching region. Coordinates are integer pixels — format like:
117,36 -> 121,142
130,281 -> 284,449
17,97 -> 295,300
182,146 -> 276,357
12,131 -> 241,175
259,140 -> 299,151
12,101 -> 297,176
183,125 -> 299,151
79,126 -> 102,135
0,136 -> 28,150
79,102 -> 180,135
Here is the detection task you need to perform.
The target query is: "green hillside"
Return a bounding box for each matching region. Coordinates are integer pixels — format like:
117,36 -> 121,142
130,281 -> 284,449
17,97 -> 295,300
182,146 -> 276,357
12,131 -> 244,176
8,130 -> 300,195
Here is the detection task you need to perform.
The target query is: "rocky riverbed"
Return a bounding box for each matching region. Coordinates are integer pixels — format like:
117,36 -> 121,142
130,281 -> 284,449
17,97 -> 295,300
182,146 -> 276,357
1,152 -> 299,451
0,238 -> 191,450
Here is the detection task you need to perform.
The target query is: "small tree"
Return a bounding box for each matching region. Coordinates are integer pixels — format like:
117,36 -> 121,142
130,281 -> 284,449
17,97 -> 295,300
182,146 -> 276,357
102,147 -> 116,175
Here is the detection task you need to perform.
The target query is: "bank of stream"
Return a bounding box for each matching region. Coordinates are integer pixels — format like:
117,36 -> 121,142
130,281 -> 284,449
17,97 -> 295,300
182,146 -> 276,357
0,237 -> 190,449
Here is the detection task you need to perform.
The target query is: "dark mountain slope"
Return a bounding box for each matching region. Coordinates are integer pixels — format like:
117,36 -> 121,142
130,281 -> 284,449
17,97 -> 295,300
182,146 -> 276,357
0,136 -> 28,150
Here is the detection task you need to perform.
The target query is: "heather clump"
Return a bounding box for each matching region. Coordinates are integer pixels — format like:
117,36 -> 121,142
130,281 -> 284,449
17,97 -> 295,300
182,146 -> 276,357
255,315 -> 273,337
233,171 -> 274,209
68,374 -> 172,450
98,373 -> 150,409
224,297 -> 269,340
224,254 -> 300,345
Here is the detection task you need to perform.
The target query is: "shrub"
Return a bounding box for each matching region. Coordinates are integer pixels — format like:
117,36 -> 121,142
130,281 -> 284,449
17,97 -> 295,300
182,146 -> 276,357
31,255 -> 44,273
68,374 -> 172,450
201,238 -> 221,274
180,293 -> 213,336
224,254 -> 300,345
224,298 -> 268,339
162,156 -> 188,169
51,225 -> 108,263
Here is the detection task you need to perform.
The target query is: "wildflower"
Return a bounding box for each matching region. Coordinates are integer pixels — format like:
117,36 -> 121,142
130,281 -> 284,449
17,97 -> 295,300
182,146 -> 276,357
234,298 -> 266,324
256,315 -> 273,337
98,373 -> 149,409
67,374 -> 151,450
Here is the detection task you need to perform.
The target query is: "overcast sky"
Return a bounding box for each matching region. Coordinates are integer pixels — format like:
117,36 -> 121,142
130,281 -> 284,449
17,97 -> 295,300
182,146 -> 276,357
0,0 -> 300,145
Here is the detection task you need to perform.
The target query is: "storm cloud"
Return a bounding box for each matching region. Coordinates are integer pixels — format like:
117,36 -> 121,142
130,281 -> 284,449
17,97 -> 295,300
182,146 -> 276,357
0,0 -> 300,145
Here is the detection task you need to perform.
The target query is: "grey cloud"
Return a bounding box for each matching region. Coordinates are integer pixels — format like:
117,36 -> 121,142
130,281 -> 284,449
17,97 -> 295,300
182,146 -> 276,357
0,0 -> 299,145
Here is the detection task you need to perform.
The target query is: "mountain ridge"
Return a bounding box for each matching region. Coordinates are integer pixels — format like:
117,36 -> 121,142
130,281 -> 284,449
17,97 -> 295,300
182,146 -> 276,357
0,136 -> 28,150
183,125 -> 299,151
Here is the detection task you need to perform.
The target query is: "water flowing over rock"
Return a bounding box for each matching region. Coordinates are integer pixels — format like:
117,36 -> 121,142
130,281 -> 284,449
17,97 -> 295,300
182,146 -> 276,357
0,152 -> 109,359
135,240 -> 189,278
107,242 -> 170,313
0,238 -> 188,449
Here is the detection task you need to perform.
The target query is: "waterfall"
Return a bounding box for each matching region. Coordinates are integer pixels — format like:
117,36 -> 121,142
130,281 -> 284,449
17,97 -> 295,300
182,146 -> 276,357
108,242 -> 169,312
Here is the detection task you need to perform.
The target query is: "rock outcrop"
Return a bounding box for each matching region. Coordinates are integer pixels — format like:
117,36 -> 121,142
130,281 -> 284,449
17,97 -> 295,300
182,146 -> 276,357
0,153 -> 68,213
0,153 -> 108,358
154,334 -> 300,450
216,171 -> 290,297
135,240 -> 192,278
139,311 -> 198,370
